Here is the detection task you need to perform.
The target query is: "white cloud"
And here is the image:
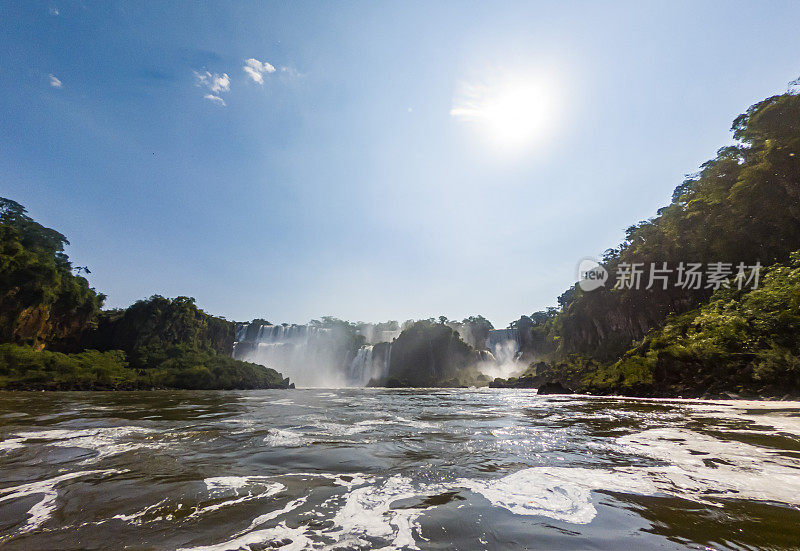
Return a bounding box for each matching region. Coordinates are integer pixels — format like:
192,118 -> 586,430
203,94 -> 226,106
48,74 -> 62,88
243,58 -> 276,84
194,70 -> 230,105
194,70 -> 230,93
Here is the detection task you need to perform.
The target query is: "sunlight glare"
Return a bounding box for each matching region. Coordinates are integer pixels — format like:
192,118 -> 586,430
450,74 -> 557,152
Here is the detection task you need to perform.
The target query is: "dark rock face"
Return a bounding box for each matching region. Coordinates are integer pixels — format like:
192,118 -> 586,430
488,374 -> 546,388
536,381 -> 574,395
385,377 -> 410,388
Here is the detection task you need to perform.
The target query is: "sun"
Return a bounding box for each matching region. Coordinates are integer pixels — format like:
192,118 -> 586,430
482,83 -> 551,147
450,74 -> 556,152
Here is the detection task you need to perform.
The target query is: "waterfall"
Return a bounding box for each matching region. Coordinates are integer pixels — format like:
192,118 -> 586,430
233,322 -> 395,388
233,320 -> 527,387
235,324 -> 248,343
348,345 -> 374,385
480,328 -> 524,379
233,323 -> 347,387
347,342 -> 392,386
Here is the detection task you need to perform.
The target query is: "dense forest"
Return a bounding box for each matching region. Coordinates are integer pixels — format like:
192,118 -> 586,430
0,198 -> 289,390
499,89 -> 800,397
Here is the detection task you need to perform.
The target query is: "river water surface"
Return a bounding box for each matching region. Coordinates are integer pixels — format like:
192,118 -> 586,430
1,389 -> 800,550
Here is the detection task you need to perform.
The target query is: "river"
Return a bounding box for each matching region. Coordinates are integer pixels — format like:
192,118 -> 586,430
1,389 -> 799,550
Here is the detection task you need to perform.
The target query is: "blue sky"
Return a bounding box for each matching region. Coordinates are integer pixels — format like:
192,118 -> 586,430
2,1 -> 800,327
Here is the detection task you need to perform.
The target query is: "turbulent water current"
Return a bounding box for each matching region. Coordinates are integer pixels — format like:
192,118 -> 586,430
1,389 -> 800,549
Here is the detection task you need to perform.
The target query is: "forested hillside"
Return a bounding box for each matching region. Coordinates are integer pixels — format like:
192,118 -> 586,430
0,200 -> 289,390
507,90 -> 800,397
0,198 -> 103,349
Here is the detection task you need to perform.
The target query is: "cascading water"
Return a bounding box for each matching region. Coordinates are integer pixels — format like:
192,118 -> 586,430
233,322 -> 395,388
233,321 -> 525,387
480,328 -> 525,379
348,345 -> 374,383
233,323 -> 348,387
347,343 -> 392,386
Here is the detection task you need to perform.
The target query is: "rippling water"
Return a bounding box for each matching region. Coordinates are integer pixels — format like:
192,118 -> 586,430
2,389 -> 800,550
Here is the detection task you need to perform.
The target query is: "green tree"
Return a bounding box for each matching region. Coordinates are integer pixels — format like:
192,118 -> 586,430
0,197 -> 104,348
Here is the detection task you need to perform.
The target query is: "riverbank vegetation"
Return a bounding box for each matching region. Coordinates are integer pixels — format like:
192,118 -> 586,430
0,342 -> 289,390
0,199 -> 289,390
494,88 -> 800,397
584,253 -> 800,396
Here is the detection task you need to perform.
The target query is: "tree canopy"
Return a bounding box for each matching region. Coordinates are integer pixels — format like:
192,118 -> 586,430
0,198 -> 104,348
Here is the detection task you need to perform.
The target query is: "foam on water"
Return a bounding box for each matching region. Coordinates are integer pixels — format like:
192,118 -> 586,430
205,476 -> 260,495
190,477 -> 285,518
263,429 -> 306,447
0,437 -> 25,453
700,400 -> 800,436
178,472 -> 437,550
111,497 -> 171,524
617,427 -> 800,505
353,415 -> 435,430
314,422 -> 370,437
459,425 -> 800,525
178,522 -> 312,551
219,418 -> 259,434
329,474 -> 435,549
4,393 -> 800,550
2,427 -> 164,462
0,469 -> 120,540
457,467 -> 655,524
245,496 -> 309,530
